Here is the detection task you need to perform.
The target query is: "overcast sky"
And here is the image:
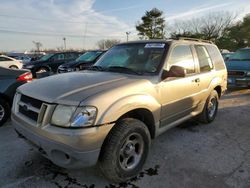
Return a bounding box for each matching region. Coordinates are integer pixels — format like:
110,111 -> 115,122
0,0 -> 250,52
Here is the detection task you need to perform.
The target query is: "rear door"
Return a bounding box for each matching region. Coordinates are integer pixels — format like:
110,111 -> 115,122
49,53 -> 65,72
193,45 -> 214,102
159,44 -> 201,126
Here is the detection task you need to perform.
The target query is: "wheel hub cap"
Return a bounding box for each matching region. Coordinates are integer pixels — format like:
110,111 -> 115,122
119,133 -> 144,171
0,104 -> 5,121
208,98 -> 217,118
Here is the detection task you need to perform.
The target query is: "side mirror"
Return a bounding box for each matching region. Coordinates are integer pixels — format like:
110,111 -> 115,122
161,65 -> 186,80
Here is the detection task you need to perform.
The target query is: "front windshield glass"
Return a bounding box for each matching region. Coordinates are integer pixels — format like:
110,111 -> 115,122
93,43 -> 167,74
76,51 -> 102,62
229,49 -> 250,61
39,54 -> 54,61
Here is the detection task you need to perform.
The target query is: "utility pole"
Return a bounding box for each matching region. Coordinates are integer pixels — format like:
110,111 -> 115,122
126,31 -> 131,42
83,23 -> 88,49
63,37 -> 66,50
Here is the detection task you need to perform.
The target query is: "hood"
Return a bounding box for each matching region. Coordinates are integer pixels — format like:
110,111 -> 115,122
18,71 -> 139,106
226,60 -> 250,71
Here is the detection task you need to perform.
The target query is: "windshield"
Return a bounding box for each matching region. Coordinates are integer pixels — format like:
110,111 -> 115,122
76,51 -> 103,62
229,49 -> 250,61
93,43 -> 167,74
39,54 -> 54,61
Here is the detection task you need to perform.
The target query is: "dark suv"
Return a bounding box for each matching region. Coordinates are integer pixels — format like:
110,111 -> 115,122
57,50 -> 105,73
226,48 -> 250,87
23,52 -> 81,77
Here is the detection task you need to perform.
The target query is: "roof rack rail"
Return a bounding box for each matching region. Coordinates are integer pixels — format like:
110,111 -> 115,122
171,37 -> 214,44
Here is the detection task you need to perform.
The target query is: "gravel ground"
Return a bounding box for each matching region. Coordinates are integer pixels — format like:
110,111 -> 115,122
0,88 -> 249,188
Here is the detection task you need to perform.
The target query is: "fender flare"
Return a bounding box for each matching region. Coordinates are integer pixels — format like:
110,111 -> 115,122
96,94 -> 161,125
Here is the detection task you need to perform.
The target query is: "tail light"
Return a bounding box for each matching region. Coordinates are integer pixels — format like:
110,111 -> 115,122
17,72 -> 33,82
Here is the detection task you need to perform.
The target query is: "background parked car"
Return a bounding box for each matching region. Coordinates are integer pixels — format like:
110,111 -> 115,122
57,50 -> 106,73
226,48 -> 250,87
0,55 -> 23,69
222,52 -> 234,61
22,52 -> 82,77
0,67 -> 32,126
9,55 -> 32,64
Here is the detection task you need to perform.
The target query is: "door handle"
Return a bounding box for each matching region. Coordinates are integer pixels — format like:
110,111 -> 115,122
192,78 -> 200,83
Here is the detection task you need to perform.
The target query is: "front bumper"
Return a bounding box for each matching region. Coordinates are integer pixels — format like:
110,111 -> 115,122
227,76 -> 250,87
12,113 -> 114,168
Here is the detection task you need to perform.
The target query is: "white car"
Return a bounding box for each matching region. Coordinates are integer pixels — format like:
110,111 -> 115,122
0,55 -> 23,69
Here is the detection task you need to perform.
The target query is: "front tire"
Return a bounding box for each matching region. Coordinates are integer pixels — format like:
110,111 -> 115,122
36,67 -> 48,73
198,90 -> 219,123
99,118 -> 151,183
0,99 -> 10,126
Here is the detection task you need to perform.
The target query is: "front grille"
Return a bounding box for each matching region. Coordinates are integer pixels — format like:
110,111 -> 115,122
18,95 -> 43,122
228,71 -> 246,77
19,105 -> 39,121
20,95 -> 43,109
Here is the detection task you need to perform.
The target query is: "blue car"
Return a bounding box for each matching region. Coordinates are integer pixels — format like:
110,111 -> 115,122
226,48 -> 250,87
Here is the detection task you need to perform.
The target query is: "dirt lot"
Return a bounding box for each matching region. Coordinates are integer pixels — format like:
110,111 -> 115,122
0,88 -> 249,188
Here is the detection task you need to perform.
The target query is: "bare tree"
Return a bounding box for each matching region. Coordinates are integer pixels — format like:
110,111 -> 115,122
32,41 -> 43,52
97,39 -> 120,50
170,11 -> 237,40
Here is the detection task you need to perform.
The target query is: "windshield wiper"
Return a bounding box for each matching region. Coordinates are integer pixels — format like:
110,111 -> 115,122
107,66 -> 143,75
87,65 -> 105,71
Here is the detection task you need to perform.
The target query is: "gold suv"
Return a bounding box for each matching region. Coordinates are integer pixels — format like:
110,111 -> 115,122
12,38 -> 227,183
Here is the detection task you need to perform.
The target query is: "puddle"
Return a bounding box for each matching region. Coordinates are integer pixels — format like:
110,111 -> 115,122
106,165 -> 160,188
35,161 -> 95,188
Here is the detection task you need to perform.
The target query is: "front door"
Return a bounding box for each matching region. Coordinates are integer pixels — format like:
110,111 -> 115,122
159,44 -> 200,126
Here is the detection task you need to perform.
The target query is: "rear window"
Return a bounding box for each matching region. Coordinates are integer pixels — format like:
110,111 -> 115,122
206,45 -> 225,70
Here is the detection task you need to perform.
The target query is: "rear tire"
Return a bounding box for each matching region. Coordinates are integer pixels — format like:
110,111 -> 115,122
99,118 -> 151,183
198,90 -> 219,123
0,99 -> 10,126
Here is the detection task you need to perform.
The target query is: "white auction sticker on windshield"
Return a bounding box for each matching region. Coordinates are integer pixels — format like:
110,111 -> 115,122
145,43 -> 165,48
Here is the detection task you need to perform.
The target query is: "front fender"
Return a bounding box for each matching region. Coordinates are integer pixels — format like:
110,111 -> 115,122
96,94 -> 161,125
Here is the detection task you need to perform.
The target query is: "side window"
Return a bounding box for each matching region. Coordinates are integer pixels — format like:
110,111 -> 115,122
65,53 -> 76,60
168,45 -> 196,74
52,54 -> 64,61
206,45 -> 225,70
0,57 -> 12,61
195,45 -> 213,72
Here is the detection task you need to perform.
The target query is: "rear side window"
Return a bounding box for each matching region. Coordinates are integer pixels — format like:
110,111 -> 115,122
52,54 -> 64,61
65,53 -> 78,60
168,45 -> 195,74
206,45 -> 225,70
0,57 -> 12,61
195,45 -> 213,72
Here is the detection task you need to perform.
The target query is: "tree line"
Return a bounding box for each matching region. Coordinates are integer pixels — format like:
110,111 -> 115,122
135,8 -> 250,52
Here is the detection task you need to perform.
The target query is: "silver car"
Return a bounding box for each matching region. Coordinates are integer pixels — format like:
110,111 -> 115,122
12,38 -> 227,182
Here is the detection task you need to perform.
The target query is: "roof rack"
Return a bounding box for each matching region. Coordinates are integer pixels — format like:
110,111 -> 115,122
171,37 -> 214,44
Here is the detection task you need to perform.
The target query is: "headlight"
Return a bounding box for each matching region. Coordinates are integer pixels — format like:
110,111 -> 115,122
247,71 -> 250,76
51,105 -> 76,127
51,105 -> 97,128
71,106 -> 97,127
